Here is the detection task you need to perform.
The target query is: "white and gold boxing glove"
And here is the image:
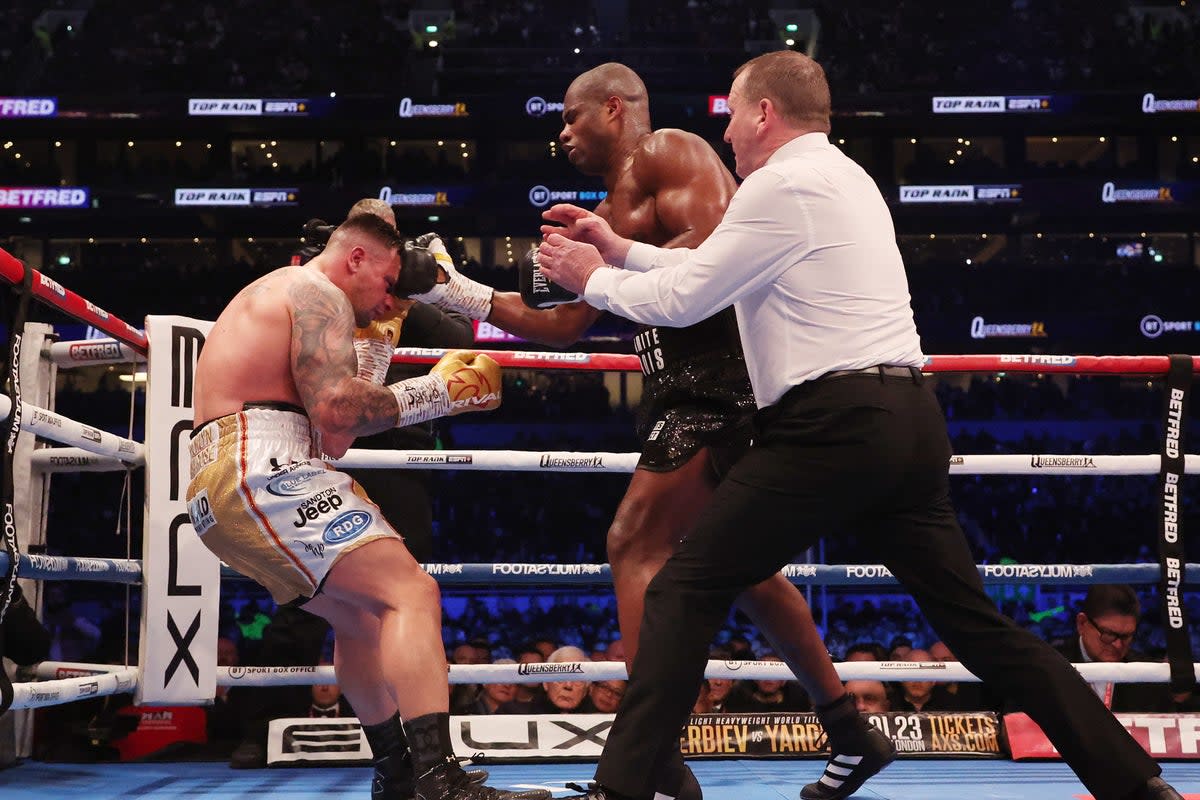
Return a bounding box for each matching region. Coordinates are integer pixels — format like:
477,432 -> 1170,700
407,234 -> 494,321
353,301 -> 414,385
387,350 -> 502,425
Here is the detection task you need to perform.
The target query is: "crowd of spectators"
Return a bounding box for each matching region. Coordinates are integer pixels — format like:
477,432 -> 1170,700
2,0 -> 1198,96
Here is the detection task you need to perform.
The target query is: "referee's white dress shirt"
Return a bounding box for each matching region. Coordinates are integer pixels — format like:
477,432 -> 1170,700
583,131 -> 924,408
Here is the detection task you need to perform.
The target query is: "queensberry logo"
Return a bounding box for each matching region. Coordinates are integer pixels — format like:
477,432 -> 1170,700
931,96 -> 1005,113
323,510 -> 373,544
378,186 -> 449,206
398,97 -> 468,117
1141,92 -> 1200,114
188,98 -> 263,115
0,97 -> 57,117
174,188 -> 251,206
1101,181 -> 1174,204
263,99 -> 308,115
266,468 -> 324,497
528,185 -> 608,208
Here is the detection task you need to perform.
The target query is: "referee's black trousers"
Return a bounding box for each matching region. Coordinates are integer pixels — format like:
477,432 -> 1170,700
594,372 -> 1159,800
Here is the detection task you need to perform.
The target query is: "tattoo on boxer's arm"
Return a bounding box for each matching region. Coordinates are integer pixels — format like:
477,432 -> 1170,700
289,279 -> 396,435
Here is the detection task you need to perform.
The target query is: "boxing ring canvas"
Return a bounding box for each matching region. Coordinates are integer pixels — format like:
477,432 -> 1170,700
4,759 -> 1200,799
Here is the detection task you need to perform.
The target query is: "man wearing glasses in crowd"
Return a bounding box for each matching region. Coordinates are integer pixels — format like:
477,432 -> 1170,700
1057,584 -> 1173,712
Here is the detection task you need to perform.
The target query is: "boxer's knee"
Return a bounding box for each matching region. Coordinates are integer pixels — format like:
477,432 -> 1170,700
607,494 -> 681,573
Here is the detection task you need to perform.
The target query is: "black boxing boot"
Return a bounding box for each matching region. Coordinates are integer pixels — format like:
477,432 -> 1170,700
362,714 -> 491,799
800,693 -> 895,800
361,713 -> 415,800
405,713 -> 549,800
414,756 -> 551,800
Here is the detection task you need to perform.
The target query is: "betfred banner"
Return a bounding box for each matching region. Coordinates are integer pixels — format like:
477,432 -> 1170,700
1006,712 -> 1200,760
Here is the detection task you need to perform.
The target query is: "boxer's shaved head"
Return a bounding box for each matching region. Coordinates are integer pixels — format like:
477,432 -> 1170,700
566,63 -> 649,116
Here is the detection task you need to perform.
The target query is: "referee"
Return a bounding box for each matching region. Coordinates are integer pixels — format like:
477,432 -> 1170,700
537,50 -> 1180,800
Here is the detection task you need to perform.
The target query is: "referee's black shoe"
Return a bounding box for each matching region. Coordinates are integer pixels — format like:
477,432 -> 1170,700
800,693 -> 896,800
1130,776 -> 1183,800
563,762 -> 700,800
562,784 -> 636,800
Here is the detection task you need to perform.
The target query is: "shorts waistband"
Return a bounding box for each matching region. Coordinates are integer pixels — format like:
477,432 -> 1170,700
815,364 -> 923,382
188,404 -> 315,478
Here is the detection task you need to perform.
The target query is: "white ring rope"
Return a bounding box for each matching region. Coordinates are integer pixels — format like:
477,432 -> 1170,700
11,666 -> 138,710
45,338 -> 145,368
30,446 -> 128,473
28,660 -> 1200,693
331,449 -> 1200,476
0,397 -> 143,464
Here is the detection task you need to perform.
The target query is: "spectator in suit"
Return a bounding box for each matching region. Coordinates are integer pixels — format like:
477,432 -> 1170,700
1057,585 -> 1171,712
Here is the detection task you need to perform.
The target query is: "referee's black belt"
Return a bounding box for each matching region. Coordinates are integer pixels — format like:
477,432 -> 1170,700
816,364 -> 922,382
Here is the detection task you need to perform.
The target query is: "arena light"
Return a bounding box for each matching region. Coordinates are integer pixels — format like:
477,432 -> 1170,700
785,38 -> 795,46
786,23 -> 798,31
118,371 -> 148,384
429,40 -> 439,48
425,24 -> 438,33
428,215 -> 440,222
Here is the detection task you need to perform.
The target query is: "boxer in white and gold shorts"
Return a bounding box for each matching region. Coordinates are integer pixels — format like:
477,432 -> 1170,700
186,402 -> 400,605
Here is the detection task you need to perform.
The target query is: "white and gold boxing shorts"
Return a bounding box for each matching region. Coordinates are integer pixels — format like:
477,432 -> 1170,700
185,404 -> 400,604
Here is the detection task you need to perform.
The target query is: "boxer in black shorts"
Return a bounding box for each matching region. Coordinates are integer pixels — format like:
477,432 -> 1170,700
409,63 -> 890,799
632,310 -> 753,477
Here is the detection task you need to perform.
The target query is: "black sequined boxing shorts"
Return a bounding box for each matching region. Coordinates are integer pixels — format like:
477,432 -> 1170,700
635,351 -> 757,477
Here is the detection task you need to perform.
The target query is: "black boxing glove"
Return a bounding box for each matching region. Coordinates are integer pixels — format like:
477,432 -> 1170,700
407,233 -> 494,320
518,246 -> 579,309
395,238 -> 441,296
